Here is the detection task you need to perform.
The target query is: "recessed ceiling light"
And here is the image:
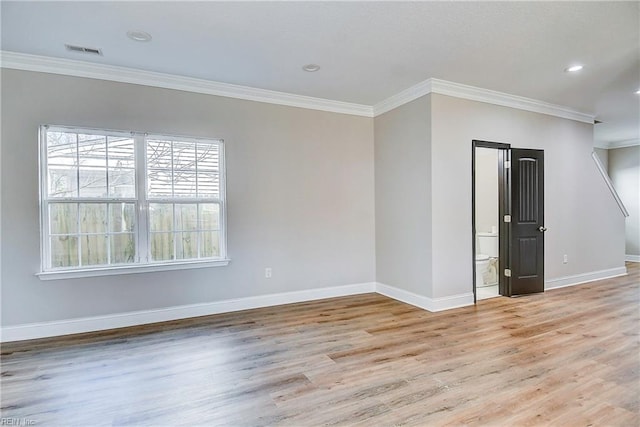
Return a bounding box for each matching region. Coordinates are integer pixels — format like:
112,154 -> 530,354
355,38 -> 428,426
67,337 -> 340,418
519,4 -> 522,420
565,64 -> 584,73
302,64 -> 321,72
636,89 -> 640,95
127,30 -> 152,42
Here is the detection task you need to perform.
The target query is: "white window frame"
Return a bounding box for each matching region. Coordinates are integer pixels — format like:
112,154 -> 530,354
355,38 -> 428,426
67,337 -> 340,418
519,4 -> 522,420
37,125 -> 229,280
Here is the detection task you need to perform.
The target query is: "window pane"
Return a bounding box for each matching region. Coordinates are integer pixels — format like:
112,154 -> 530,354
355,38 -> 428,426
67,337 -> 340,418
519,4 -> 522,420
196,143 -> 219,171
78,134 -> 107,168
47,132 -> 77,167
43,129 -> 225,270
80,234 -> 108,266
79,167 -> 107,197
47,130 -> 77,147
197,172 -> 220,198
200,204 -> 220,230
147,139 -> 172,169
108,168 -> 135,198
149,203 -> 174,232
148,169 -> 173,198
173,171 -> 197,197
48,168 -> 78,198
49,203 -> 78,234
110,234 -> 135,264
150,232 -> 174,261
176,204 -> 197,231
173,141 -> 196,171
109,203 -> 135,233
107,137 -> 135,168
51,236 -> 78,268
176,232 -> 198,260
80,203 -> 107,234
200,231 -> 220,258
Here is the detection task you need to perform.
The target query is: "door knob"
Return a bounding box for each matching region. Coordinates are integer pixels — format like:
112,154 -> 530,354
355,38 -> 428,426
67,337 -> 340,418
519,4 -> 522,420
538,226 -> 547,232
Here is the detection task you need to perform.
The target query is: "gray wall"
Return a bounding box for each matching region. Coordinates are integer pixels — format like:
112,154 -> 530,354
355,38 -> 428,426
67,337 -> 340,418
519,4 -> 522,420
431,94 -> 626,298
373,93 -> 626,301
0,68 -> 629,330
1,70 -> 376,326
608,145 -> 640,257
374,95 -> 432,297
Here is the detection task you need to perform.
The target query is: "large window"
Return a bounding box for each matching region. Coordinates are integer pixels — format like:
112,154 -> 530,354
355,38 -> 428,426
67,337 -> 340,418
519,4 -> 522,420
39,126 -> 228,278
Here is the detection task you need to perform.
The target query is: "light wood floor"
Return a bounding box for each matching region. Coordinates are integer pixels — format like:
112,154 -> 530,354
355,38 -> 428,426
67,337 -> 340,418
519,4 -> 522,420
2,263 -> 638,426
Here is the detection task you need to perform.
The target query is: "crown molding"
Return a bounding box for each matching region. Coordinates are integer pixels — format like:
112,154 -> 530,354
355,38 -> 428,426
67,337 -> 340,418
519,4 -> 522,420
1,51 -> 596,123
429,78 -> 595,123
373,78 -> 595,124
593,141 -> 610,149
372,79 -> 433,116
0,51 -> 374,118
594,138 -> 640,149
607,139 -> 640,149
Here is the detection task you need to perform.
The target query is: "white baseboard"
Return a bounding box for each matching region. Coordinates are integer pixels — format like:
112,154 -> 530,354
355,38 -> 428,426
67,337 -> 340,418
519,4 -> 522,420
376,283 -> 433,311
428,292 -> 476,312
376,282 -> 474,312
625,254 -> 640,263
3,266 -> 628,342
0,282 -> 376,342
545,267 -> 627,290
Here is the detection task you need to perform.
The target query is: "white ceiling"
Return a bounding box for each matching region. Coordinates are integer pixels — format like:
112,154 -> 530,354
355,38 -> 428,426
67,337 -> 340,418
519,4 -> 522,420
2,1 -> 638,146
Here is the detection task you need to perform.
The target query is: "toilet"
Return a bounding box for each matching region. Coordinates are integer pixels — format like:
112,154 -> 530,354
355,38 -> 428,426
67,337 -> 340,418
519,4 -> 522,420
476,231 -> 498,287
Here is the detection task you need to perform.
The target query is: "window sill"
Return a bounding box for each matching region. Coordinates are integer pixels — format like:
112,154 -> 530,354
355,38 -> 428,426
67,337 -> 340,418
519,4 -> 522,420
36,259 -> 231,281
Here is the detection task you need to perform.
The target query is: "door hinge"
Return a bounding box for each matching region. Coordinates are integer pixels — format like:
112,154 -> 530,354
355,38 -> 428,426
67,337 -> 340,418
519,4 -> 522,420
505,160 -> 511,169
504,269 -> 512,277
504,215 -> 511,223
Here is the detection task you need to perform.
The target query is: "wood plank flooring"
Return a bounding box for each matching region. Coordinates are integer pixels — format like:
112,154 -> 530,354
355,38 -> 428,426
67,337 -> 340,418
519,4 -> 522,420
1,263 -> 638,426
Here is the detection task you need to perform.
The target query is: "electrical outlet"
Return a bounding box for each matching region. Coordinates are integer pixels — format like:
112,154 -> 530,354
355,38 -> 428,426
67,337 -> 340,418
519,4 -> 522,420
563,254 -> 568,264
265,268 -> 272,278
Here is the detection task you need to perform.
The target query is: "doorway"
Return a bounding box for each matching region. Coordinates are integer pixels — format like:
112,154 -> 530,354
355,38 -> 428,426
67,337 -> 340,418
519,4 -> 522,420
474,146 -> 501,299
472,141 -> 509,302
472,140 -> 546,302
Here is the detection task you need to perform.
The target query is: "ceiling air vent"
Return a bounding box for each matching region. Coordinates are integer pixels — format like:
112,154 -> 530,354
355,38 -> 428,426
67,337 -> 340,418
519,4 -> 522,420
65,44 -> 103,55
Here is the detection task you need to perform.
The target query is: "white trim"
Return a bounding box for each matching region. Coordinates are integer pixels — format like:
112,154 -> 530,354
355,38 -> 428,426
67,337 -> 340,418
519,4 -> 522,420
372,80 -> 433,116
2,51 -> 597,123
0,51 -> 373,118
429,79 -> 595,123
376,282 -> 474,312
5,267 -> 632,341
36,259 -> 231,281
428,292 -> 476,312
593,141 -> 610,149
544,267 -> 627,290
596,139 -> 640,150
591,152 -> 629,217
625,255 -> 640,263
376,282 -> 433,311
373,78 -> 595,124
0,282 -> 376,342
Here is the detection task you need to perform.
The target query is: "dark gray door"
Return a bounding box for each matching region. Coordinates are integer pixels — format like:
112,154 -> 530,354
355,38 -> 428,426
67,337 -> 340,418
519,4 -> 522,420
509,148 -> 545,295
